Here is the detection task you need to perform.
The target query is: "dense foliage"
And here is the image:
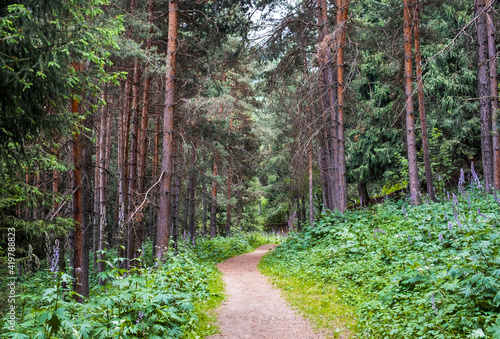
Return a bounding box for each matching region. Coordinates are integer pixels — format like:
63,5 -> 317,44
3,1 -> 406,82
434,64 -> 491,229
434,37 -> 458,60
262,170 -> 500,338
1,233 -> 280,338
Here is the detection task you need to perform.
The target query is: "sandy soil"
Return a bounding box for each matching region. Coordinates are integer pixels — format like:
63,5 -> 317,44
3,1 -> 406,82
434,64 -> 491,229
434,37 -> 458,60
209,244 -> 324,339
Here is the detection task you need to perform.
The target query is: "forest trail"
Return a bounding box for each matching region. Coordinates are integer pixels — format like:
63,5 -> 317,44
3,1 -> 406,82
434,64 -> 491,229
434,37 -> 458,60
209,244 -> 324,339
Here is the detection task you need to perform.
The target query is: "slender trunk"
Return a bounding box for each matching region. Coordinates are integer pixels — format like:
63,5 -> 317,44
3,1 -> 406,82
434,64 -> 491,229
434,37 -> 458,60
309,142 -> 314,225
137,0 -> 155,256
336,0 -> 348,213
188,150 -> 196,245
152,117 -> 160,256
210,159 -> 218,238
118,80 -> 131,256
404,0 -> 420,205
72,62 -> 88,303
317,136 -> 329,209
226,173 -> 232,236
157,0 -> 178,259
127,62 -> 141,265
476,0 -> 494,192
183,157 -> 190,235
171,142 -> 180,253
486,0 -> 500,191
98,89 -> 109,283
317,0 -> 338,210
412,0 -> 435,200
202,157 -> 208,236
93,125 -> 100,271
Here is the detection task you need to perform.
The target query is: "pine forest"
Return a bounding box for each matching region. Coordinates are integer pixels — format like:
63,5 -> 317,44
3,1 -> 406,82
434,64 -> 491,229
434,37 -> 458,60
2,0 -> 500,338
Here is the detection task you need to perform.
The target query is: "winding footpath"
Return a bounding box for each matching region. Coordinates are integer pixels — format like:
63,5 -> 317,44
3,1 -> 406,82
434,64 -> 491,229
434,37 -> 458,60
209,244 -> 323,339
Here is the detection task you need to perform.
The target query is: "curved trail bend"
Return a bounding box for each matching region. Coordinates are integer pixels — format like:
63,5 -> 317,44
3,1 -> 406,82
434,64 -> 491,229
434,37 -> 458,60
210,244 -> 323,339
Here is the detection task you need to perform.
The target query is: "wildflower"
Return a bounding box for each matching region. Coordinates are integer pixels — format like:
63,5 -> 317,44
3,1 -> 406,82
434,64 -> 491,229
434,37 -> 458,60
453,193 -> 459,207
471,162 -> 483,188
50,240 -> 60,273
408,235 -> 412,244
467,193 -> 471,209
478,208 -> 489,219
136,311 -> 144,324
428,231 -> 431,239
448,222 -> 453,231
458,168 -> 465,193
444,210 -> 448,221
438,233 -> 444,242
431,293 -> 438,315
447,191 -> 450,200
402,206 -> 407,219
453,209 -> 462,228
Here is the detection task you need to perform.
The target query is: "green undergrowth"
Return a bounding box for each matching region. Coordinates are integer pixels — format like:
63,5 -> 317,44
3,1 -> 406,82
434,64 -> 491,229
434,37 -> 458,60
262,186 -> 500,338
1,232 -> 282,338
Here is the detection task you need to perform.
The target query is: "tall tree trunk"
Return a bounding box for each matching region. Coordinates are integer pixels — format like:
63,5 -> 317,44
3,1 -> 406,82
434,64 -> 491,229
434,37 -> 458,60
226,172 -> 232,236
317,0 -> 338,211
98,89 -> 109,284
93,124 -> 100,271
413,0 -> 435,200
404,0 -> 420,205
202,156 -> 208,236
157,0 -> 178,259
127,62 -> 142,265
188,148 -> 196,245
476,0 -> 494,192
118,80 -> 131,256
486,0 -> 500,191
171,142 -> 180,253
210,159 -> 218,238
72,63 -> 87,302
152,117 -> 160,256
137,0 -> 155,256
336,0 -> 348,213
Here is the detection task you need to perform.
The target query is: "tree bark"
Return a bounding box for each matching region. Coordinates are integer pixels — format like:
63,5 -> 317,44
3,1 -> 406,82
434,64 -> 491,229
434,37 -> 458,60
210,159 -> 218,238
412,0 -> 435,201
475,0 -> 494,192
226,173 -> 232,236
188,149 -> 196,245
317,0 -> 338,211
486,0 -> 500,191
127,62 -> 142,265
157,0 -> 178,259
336,0 -> 348,213
358,181 -> 369,207
98,89 -> 109,284
404,0 -> 420,205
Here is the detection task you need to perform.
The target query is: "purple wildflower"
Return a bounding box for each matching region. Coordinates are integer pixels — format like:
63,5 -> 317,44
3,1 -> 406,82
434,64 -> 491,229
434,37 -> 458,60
458,168 -> 465,193
453,193 -> 459,207
478,208 -> 489,219
408,235 -> 412,244
137,311 -> 144,324
402,206 -> 407,219
447,191 -> 450,200
438,233 -> 444,242
431,293 -> 438,315
471,162 -> 483,188
467,193 -> 471,209
50,240 -> 60,273
428,230 -> 432,239
448,222 -> 453,231
444,210 -> 448,221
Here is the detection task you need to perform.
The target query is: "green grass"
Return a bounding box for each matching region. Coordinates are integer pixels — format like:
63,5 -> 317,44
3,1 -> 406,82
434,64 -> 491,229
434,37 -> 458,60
184,268 -> 225,338
259,252 -> 356,339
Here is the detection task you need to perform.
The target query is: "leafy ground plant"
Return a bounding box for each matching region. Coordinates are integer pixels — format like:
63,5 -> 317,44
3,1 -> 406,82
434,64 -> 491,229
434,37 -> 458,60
262,169 -> 500,338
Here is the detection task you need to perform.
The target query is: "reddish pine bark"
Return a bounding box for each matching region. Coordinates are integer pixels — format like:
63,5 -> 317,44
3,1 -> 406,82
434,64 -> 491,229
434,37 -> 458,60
157,0 -> 178,259
486,0 -> 500,190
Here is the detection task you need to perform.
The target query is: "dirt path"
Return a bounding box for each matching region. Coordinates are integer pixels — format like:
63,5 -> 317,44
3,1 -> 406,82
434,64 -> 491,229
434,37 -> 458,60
209,244 -> 323,339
